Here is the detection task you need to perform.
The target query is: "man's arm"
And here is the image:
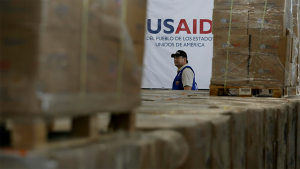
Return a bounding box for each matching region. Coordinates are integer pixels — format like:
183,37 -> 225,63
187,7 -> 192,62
182,68 -> 194,90
184,86 -> 192,90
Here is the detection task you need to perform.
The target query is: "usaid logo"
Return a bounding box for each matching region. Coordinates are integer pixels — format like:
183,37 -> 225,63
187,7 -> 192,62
258,69 -> 276,74
257,19 -> 276,24
260,44 -> 266,49
222,43 -> 241,48
257,19 -> 263,24
147,19 -> 212,34
221,18 -> 227,24
260,44 -> 278,49
220,18 -> 239,24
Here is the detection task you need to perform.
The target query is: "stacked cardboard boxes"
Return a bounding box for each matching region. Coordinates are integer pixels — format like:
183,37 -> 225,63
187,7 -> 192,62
212,0 -> 249,86
211,0 -> 300,88
0,0 -> 147,116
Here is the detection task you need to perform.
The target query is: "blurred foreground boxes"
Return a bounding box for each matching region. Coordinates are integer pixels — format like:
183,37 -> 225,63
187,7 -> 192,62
0,0 -> 147,116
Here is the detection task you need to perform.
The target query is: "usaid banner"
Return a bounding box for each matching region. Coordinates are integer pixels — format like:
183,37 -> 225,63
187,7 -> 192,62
141,0 -> 214,89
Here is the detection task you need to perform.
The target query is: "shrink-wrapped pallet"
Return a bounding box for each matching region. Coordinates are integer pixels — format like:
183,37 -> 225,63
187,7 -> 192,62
211,0 -> 299,88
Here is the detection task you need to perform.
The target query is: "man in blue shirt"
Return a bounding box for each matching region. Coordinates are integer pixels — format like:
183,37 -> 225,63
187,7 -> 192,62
171,50 -> 198,90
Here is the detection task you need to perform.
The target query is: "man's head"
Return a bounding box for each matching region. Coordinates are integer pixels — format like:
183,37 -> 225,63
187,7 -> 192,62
171,50 -> 188,68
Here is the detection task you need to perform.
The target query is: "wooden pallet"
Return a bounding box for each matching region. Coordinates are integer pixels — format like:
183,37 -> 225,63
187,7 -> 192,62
0,112 -> 135,149
209,85 -> 284,98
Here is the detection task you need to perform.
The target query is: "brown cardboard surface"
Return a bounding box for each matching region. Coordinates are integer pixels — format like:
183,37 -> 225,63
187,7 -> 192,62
248,11 -> 288,36
133,43 -> 145,65
250,0 -> 288,12
213,35 -> 249,55
214,0 -> 249,10
249,54 -> 286,87
211,54 -> 249,86
0,0 -> 147,42
126,0 -> 147,43
212,9 -> 248,35
249,35 -> 299,87
250,36 -> 288,65
90,0 -> 147,42
293,4 -> 299,38
0,0 -> 82,31
0,29 -> 142,115
0,0 -> 146,115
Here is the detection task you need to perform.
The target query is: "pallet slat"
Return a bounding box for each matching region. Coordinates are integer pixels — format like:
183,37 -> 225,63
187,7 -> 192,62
209,85 -> 284,98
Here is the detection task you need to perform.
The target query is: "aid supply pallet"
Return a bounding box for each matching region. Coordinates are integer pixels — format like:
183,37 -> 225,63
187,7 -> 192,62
209,85 -> 285,98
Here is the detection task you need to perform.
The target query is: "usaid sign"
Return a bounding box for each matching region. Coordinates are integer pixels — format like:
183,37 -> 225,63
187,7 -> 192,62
142,0 -> 214,89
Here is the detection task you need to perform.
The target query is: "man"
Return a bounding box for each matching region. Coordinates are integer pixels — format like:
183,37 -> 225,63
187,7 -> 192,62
171,50 -> 198,90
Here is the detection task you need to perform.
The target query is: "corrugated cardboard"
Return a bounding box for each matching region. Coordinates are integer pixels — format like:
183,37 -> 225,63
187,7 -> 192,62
91,0 -> 147,42
214,0 -> 249,10
211,35 -> 249,85
126,0 -> 147,43
250,0 -> 288,12
0,0 -> 147,42
249,36 -> 292,87
133,43 -> 145,65
0,0 -> 82,31
213,35 -> 249,55
211,54 -> 249,86
249,55 -> 287,87
0,0 -> 145,115
212,9 -> 248,35
250,36 -> 288,65
293,1 -> 300,39
248,11 -> 289,36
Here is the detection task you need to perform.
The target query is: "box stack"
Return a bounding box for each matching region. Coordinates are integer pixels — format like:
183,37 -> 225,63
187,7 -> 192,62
0,0 -> 147,156
211,0 -> 300,88
0,0 -> 146,116
212,0 -> 250,86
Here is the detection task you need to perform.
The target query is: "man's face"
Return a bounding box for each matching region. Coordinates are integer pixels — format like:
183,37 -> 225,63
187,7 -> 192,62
174,55 -> 186,67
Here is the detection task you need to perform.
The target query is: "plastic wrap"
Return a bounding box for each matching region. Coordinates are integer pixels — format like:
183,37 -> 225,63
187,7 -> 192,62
214,0 -> 250,10
211,0 -> 300,88
212,9 -> 249,35
211,35 -> 250,86
0,0 -> 147,117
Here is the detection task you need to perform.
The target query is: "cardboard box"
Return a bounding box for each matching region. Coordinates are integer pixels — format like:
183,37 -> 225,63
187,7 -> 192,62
214,0 -> 249,10
0,0 -> 82,31
212,9 -> 248,35
249,55 -> 287,87
250,36 -> 288,65
0,27 -> 142,116
89,0 -> 147,42
211,54 -> 249,86
126,0 -> 147,43
248,11 -> 290,36
293,2 -> 299,39
0,0 -> 147,42
249,36 -> 295,87
133,43 -> 145,65
0,24 -> 143,115
213,35 -> 249,55
250,0 -> 289,12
